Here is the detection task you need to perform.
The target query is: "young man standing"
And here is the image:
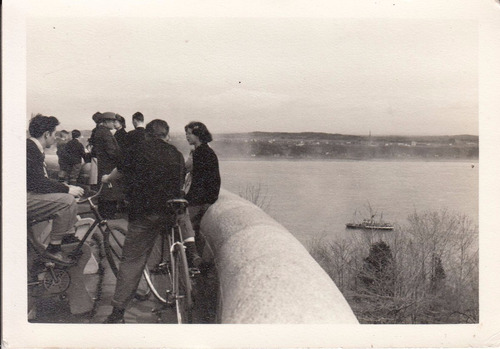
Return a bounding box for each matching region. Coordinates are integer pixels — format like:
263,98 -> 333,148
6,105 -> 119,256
102,119 -> 201,323
63,129 -> 88,185
126,111 -> 146,150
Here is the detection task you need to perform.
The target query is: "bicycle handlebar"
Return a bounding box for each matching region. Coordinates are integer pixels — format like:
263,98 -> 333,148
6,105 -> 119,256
76,183 -> 111,204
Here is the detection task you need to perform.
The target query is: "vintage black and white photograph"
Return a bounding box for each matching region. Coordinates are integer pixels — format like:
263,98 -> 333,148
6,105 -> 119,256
3,0 -> 500,348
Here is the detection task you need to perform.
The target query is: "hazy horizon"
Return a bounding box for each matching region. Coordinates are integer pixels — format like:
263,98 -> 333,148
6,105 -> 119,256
49,127 -> 478,138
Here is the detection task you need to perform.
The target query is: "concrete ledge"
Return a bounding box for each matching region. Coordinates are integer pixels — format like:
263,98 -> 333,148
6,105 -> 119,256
201,189 -> 359,324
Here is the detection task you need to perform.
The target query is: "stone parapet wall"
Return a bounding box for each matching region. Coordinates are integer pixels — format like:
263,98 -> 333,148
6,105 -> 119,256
201,189 -> 359,324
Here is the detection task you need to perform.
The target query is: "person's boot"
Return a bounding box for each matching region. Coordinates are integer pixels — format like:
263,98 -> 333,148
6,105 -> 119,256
184,242 -> 202,269
103,307 -> 125,323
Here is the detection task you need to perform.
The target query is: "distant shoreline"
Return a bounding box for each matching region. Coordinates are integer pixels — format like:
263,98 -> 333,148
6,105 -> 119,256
217,156 -> 479,163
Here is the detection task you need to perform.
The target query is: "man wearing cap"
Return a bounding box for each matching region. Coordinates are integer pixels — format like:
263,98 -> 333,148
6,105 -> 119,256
92,112 -> 122,218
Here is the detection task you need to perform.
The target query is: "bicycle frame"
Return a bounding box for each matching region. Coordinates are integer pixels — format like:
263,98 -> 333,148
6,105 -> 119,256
144,199 -> 194,323
150,209 -> 186,304
168,224 -> 185,302
28,184 -> 108,261
69,193 -> 109,258
27,184 -> 110,295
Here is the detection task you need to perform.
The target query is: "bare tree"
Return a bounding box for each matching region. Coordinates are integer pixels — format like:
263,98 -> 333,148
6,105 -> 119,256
308,209 -> 478,324
238,182 -> 272,212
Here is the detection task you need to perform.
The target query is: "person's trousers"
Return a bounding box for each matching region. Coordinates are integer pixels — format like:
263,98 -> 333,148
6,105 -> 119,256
188,204 -> 211,255
27,192 -> 78,241
67,163 -> 83,185
111,213 -> 195,310
60,163 -> 82,185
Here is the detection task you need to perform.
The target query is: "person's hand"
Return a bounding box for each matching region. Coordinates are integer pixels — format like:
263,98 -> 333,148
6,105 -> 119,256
68,185 -> 84,197
102,174 -> 110,184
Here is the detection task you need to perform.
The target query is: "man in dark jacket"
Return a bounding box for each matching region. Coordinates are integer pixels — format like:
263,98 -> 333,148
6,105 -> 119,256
126,112 -> 146,150
27,114 -> 84,264
93,112 -> 121,218
101,119 -> 201,323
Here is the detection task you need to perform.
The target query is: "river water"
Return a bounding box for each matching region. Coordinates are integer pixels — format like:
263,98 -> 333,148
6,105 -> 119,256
219,160 -> 479,246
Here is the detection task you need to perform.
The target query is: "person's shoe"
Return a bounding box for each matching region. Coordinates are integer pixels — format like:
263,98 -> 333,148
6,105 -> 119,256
103,308 -> 125,324
61,235 -> 81,245
185,242 -> 202,269
43,246 -> 76,266
103,314 -> 124,324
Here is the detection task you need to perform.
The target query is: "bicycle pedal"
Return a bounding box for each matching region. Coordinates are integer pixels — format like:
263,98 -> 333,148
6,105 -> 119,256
43,261 -> 56,268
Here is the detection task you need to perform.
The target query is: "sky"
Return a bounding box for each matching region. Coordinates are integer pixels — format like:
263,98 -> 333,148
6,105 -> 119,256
27,13 -> 478,136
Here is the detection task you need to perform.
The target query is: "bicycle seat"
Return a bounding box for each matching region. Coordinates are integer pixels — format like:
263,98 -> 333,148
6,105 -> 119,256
167,199 -> 188,213
167,198 -> 188,205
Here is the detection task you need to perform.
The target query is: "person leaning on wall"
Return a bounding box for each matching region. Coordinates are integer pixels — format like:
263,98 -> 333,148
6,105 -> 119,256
184,121 -> 221,258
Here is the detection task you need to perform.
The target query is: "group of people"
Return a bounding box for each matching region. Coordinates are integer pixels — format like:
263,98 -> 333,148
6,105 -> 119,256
87,111 -> 148,219
26,112 -> 221,323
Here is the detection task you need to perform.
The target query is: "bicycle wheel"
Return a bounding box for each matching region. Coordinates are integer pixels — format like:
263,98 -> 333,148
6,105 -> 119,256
28,234 -> 105,323
143,234 -> 172,304
173,243 -> 193,324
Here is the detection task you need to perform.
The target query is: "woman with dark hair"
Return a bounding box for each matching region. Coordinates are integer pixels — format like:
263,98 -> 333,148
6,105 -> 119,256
114,114 -> 128,151
112,114 -> 128,213
184,121 -> 221,255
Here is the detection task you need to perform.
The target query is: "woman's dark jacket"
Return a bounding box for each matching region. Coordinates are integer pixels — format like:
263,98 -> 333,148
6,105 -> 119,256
185,143 -> 221,206
114,128 -> 128,151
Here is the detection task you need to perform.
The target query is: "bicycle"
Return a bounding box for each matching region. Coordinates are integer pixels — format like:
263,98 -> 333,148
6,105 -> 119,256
141,199 -> 196,324
27,183 -> 126,321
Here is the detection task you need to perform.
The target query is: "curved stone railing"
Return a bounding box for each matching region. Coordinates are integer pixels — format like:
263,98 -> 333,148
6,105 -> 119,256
201,189 -> 359,324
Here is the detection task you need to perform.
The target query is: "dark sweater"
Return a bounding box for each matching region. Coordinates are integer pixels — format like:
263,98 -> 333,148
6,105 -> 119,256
185,143 -> 221,205
27,139 -> 69,194
65,139 -> 87,165
120,138 -> 186,221
126,127 -> 146,150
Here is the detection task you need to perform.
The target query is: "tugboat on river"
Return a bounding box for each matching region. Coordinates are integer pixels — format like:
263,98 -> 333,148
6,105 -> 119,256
346,214 -> 394,231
